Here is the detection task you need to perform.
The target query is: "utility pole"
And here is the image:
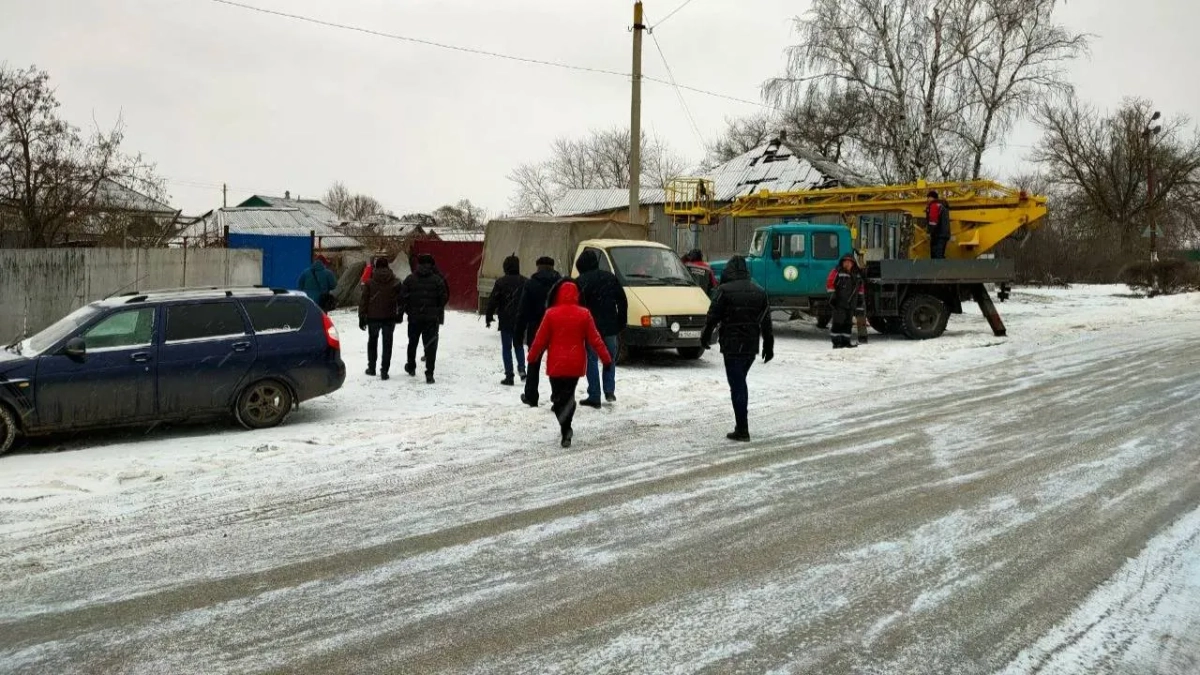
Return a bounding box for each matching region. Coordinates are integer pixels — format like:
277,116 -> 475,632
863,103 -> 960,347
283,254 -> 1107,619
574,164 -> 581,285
1143,111 -> 1162,263
222,183 -> 228,208
628,1 -> 645,225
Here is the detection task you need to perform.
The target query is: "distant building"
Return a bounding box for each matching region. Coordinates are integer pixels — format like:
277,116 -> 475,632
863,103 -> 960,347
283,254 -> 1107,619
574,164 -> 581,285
425,226 -> 485,243
552,140 -> 869,258
176,193 -> 362,251
1,178 -> 180,248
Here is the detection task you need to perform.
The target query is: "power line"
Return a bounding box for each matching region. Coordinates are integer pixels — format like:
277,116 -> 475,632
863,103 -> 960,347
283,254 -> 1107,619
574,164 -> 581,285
652,0 -> 701,29
206,0 -> 628,79
648,30 -> 707,151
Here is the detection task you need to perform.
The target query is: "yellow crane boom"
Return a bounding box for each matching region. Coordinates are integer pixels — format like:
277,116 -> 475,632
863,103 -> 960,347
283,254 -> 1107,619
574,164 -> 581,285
665,178 -> 1049,260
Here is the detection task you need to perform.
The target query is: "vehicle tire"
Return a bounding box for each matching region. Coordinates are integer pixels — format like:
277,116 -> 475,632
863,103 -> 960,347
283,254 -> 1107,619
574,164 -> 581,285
900,294 -> 949,340
0,404 -> 18,457
236,380 -> 295,430
677,347 -> 705,360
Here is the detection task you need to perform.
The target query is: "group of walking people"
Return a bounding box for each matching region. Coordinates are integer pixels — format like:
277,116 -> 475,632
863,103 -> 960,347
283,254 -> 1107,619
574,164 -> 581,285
356,253 -> 449,384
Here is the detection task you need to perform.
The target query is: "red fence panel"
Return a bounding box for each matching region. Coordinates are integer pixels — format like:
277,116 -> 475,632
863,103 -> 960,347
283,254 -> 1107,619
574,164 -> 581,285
410,240 -> 485,311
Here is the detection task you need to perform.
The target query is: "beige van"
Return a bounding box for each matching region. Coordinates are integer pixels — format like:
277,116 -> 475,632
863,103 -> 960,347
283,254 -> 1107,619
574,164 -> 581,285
571,240 -> 712,360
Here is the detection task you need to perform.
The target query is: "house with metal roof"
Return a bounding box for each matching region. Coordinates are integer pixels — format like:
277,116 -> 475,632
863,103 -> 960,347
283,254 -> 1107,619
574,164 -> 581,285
237,193 -> 340,224
175,206 -> 363,250
551,140 -> 870,258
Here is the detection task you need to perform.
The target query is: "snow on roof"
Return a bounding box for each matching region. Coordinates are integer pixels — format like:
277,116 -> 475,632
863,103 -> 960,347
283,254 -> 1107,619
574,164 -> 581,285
552,142 -> 870,216
175,207 -> 363,249
427,227 -> 485,242
96,178 -> 177,215
236,195 -> 339,223
552,188 -> 668,217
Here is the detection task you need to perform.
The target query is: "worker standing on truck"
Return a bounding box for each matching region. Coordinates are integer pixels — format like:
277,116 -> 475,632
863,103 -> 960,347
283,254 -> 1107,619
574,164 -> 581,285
516,256 -> 562,407
826,254 -> 865,349
926,191 -> 952,259
700,256 -> 774,442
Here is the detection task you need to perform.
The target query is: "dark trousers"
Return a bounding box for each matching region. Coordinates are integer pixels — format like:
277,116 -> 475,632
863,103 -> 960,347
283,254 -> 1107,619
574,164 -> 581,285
830,307 -> 855,345
524,351 -> 542,404
550,377 -> 580,435
931,236 -> 949,259
723,355 -> 754,432
366,320 -> 395,373
407,321 -> 440,374
500,329 -> 526,378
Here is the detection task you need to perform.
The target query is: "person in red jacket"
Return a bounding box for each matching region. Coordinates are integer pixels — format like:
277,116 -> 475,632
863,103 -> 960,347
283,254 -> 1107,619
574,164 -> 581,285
527,279 -> 613,448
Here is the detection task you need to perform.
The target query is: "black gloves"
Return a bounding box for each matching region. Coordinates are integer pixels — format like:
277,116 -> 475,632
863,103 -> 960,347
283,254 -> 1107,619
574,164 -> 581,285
763,349 -> 774,363
359,317 -> 366,331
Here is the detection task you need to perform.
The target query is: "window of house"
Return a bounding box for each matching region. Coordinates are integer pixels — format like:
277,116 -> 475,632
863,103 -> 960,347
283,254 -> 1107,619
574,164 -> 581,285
164,302 -> 247,342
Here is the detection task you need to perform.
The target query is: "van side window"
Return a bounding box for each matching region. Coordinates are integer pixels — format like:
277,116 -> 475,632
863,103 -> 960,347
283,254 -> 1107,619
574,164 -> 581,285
586,248 -> 613,273
813,232 -> 841,260
83,308 -> 155,350
165,302 -> 247,342
241,299 -> 307,333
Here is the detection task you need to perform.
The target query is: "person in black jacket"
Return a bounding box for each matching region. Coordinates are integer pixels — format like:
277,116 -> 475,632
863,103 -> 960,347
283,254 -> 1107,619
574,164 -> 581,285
401,253 -> 449,384
516,256 -> 562,407
575,249 -> 628,407
700,255 -> 774,442
926,190 -> 952,259
826,254 -> 865,349
486,254 -> 528,386
358,258 -> 403,379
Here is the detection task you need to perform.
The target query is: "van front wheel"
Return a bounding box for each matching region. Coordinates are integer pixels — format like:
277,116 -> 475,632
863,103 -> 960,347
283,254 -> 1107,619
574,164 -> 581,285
0,404 -> 19,457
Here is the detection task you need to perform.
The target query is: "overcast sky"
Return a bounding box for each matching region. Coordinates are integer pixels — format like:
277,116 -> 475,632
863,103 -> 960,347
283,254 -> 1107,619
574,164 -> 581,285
2,0 -> 1197,217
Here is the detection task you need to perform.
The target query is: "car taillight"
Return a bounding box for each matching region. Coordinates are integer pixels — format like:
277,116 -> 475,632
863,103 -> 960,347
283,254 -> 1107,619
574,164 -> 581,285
323,313 -> 341,350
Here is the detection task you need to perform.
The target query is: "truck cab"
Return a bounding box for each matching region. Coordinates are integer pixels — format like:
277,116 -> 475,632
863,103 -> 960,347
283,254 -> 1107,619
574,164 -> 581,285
712,222 -> 852,312
572,239 -> 711,360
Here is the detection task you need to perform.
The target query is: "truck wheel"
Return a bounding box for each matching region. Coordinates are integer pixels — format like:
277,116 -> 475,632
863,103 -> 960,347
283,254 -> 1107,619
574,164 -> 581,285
0,404 -> 19,456
677,347 -> 705,360
900,294 -> 949,340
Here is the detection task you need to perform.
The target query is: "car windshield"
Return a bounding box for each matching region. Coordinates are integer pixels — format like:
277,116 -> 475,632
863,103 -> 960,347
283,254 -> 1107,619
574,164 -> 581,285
22,304 -> 102,355
748,230 -> 768,257
609,247 -> 695,286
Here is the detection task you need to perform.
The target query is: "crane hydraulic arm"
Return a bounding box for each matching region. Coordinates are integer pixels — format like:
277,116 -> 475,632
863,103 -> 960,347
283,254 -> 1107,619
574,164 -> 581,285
665,178 -> 1049,260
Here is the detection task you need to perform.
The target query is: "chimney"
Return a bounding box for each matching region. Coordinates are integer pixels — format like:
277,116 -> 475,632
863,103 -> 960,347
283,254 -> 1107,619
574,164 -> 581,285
285,190 -> 291,200
778,129 -> 787,144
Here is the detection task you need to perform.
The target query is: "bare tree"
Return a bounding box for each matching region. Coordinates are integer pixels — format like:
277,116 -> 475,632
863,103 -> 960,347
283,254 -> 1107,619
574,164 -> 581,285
506,127 -> 691,215
323,181 -> 385,221
706,113 -> 774,167
1033,95 -> 1200,255
433,199 -> 488,231
0,65 -> 165,247
323,181 -> 351,219
764,0 -> 1084,182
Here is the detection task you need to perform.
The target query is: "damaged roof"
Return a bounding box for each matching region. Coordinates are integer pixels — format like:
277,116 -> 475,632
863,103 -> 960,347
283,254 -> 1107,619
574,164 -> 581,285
175,207 -> 363,249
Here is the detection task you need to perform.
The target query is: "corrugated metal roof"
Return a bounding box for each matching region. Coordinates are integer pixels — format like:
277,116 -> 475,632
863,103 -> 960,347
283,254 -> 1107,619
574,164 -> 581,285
96,179 -> 177,214
238,195 -> 340,223
552,142 -> 870,216
427,227 -> 485,242
175,207 -> 363,249
552,188 -> 667,217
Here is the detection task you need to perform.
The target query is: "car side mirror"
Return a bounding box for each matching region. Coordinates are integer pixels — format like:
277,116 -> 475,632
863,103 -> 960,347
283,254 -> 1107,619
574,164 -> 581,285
63,337 -> 87,361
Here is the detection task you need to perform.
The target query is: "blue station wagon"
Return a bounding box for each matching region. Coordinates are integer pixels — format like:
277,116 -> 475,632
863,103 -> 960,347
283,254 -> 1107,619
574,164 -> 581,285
0,287 -> 346,455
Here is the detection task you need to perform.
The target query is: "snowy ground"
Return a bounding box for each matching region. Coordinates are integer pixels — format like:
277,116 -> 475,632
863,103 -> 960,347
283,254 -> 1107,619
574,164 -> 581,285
1,286 -> 1199,674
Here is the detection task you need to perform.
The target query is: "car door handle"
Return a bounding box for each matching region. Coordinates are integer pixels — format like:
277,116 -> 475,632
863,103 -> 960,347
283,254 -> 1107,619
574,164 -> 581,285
231,341 -> 252,353
131,352 -> 152,363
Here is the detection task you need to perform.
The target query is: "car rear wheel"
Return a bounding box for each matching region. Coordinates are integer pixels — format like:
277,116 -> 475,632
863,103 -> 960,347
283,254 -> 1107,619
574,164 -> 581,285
236,380 -> 294,430
677,347 -> 705,360
0,404 -> 18,457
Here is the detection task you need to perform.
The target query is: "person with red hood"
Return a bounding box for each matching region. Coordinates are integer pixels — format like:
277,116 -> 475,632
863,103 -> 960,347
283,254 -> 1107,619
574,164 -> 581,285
526,279 -> 613,448
681,249 -> 718,294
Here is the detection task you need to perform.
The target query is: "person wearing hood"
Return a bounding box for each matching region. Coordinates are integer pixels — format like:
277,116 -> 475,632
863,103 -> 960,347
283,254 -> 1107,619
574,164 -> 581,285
401,253 -> 449,384
700,255 -> 774,442
527,279 -> 613,448
681,249 -> 717,294
516,256 -> 562,407
486,255 -> 528,386
298,256 -> 338,310
574,249 -> 628,407
358,257 -> 403,379
826,254 -> 865,349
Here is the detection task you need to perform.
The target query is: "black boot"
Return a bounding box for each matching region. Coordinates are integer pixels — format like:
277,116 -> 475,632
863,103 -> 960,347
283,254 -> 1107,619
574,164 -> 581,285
727,428 -> 750,442
561,428 -> 573,448
404,363 -> 416,377
521,394 -> 538,407
365,367 -> 376,377
501,376 -> 515,386
580,399 -> 602,409
425,372 -> 435,385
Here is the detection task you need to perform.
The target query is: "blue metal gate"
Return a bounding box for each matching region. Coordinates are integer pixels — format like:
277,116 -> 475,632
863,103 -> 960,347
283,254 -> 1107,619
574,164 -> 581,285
226,234 -> 312,289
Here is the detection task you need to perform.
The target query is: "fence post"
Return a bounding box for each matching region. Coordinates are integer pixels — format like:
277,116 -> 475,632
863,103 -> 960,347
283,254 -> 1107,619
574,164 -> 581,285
182,241 -> 188,288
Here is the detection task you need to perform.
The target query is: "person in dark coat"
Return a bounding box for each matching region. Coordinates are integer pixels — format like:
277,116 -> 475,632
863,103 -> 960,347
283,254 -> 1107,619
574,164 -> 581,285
298,256 -> 338,309
526,279 -> 612,448
486,254 -> 528,386
575,249 -> 628,407
516,256 -> 562,407
681,249 -> 717,294
926,191 -> 952,259
700,255 -> 774,442
358,258 -> 403,379
401,253 -> 449,384
825,254 -> 865,349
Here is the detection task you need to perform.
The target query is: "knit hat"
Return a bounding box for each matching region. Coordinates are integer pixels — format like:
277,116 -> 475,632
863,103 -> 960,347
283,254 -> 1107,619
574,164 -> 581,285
536,256 -> 554,267
417,253 -> 435,265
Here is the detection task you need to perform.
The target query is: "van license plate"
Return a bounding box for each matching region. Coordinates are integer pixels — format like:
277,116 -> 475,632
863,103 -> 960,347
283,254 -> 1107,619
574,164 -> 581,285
677,330 -> 701,339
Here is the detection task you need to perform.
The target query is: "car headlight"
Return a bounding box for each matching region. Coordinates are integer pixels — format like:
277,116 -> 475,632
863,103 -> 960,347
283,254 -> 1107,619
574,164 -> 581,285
641,315 -> 667,328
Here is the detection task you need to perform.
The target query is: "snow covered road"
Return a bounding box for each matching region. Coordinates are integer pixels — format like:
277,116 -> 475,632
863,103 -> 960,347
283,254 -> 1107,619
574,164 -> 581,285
2,287 -> 1200,674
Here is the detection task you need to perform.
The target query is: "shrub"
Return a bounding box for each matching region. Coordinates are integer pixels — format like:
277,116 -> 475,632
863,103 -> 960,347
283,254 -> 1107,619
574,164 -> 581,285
1119,259 -> 1200,297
